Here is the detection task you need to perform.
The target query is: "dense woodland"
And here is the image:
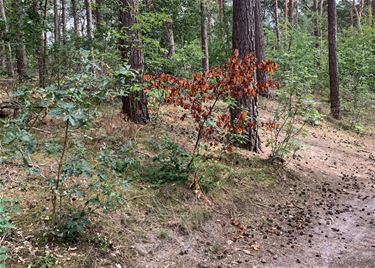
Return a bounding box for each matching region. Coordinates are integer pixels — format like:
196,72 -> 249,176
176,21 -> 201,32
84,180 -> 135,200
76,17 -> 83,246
0,0 -> 374,267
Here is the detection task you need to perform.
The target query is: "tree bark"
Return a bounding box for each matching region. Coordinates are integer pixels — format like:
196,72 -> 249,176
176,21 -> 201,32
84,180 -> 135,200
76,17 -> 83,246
119,0 -> 150,124
32,0 -> 47,87
232,0 -> 260,153
85,0 -> 93,41
372,0 -> 375,22
61,0 -> 67,44
71,0 -> 80,36
165,20 -> 176,58
312,0 -> 318,35
274,0 -> 280,49
285,0 -> 289,31
327,0 -> 341,119
0,0 -> 13,75
12,0 -> 27,80
217,0 -> 226,44
255,0 -> 266,85
54,0 -> 60,44
288,0 -> 294,28
95,0 -> 103,31
352,0 -> 365,31
200,0 -> 209,72
0,44 -> 5,71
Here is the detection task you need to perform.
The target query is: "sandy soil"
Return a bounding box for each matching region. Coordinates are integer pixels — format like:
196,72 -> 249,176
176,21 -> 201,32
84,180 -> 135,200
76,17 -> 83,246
133,123 -> 375,268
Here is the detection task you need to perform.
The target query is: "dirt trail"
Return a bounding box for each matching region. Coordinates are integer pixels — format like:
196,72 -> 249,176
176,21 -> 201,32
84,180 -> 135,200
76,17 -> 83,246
135,123 -> 375,268
271,125 -> 375,267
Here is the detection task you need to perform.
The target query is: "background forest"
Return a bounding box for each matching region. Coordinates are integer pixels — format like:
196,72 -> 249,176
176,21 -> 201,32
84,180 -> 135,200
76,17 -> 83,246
0,0 -> 374,267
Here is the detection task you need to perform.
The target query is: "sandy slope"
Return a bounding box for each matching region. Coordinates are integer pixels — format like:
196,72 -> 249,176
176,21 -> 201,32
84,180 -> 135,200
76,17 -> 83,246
134,121 -> 375,268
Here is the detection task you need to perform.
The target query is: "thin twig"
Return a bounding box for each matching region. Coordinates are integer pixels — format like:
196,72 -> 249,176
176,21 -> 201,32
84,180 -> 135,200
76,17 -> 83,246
52,120 -> 69,223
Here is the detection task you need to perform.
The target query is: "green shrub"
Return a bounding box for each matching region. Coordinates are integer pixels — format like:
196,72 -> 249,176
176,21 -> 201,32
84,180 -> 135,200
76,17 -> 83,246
144,138 -> 191,184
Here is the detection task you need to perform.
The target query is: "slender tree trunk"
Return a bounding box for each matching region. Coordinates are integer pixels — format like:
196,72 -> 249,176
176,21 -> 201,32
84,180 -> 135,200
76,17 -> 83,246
348,0 -> 354,29
200,0 -> 209,72
0,0 -> 4,71
285,0 -> 289,31
217,0 -> 226,43
0,0 -> 13,75
217,0 -> 224,24
95,0 -> 103,31
255,0 -> 268,97
61,0 -> 67,44
146,0 -> 153,9
119,0 -> 150,124
12,0 -> 27,80
369,0 -> 373,26
274,0 -> 280,49
71,0 -> 80,36
0,44 -> 5,71
294,0 -> 299,25
165,20 -> 176,58
54,0 -> 60,44
312,0 -> 320,47
352,0 -> 360,30
32,0 -> 47,87
85,0 -> 93,41
288,0 -> 294,28
232,0 -> 260,153
327,0 -> 341,119
372,0 -> 375,22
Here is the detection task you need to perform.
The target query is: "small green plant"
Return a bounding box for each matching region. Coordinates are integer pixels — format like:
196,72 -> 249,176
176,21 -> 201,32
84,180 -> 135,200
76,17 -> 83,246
29,255 -> 56,268
0,197 -> 19,266
147,88 -> 167,125
145,138 -> 191,184
157,229 -> 169,240
266,72 -> 308,162
352,123 -> 365,135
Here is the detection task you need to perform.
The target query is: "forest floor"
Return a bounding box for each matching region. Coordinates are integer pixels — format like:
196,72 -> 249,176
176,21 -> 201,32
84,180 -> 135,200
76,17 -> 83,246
1,96 -> 375,267
129,103 -> 375,268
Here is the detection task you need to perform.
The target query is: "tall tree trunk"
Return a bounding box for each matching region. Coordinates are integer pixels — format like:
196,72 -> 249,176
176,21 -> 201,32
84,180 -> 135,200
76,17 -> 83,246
71,0 -> 80,36
348,0 -> 354,29
32,0 -> 47,87
372,0 -> 375,22
85,0 -> 93,41
54,0 -> 60,44
285,0 -> 289,31
327,0 -> 341,119
217,0 -> 226,43
0,44 -> 5,71
119,0 -> 150,124
217,0 -> 224,24
12,0 -> 27,80
288,0 -> 294,28
200,0 -> 209,72
0,0 -> 13,75
95,0 -> 103,31
312,0 -> 320,47
61,0 -> 67,44
232,0 -> 260,153
146,0 -> 153,9
165,20 -> 176,58
274,0 -> 280,49
255,0 -> 268,96
352,0 -> 365,31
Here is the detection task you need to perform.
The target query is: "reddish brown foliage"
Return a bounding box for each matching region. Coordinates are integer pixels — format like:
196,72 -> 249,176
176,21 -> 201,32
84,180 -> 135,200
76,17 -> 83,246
144,50 -> 279,150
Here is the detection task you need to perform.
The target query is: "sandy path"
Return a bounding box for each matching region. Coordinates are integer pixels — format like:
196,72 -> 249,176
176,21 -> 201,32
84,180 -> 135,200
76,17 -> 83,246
134,122 -> 375,268
270,125 -> 375,267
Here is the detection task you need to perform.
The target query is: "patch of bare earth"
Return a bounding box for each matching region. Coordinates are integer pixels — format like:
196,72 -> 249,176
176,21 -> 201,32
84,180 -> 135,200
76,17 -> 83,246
131,122 -> 375,267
